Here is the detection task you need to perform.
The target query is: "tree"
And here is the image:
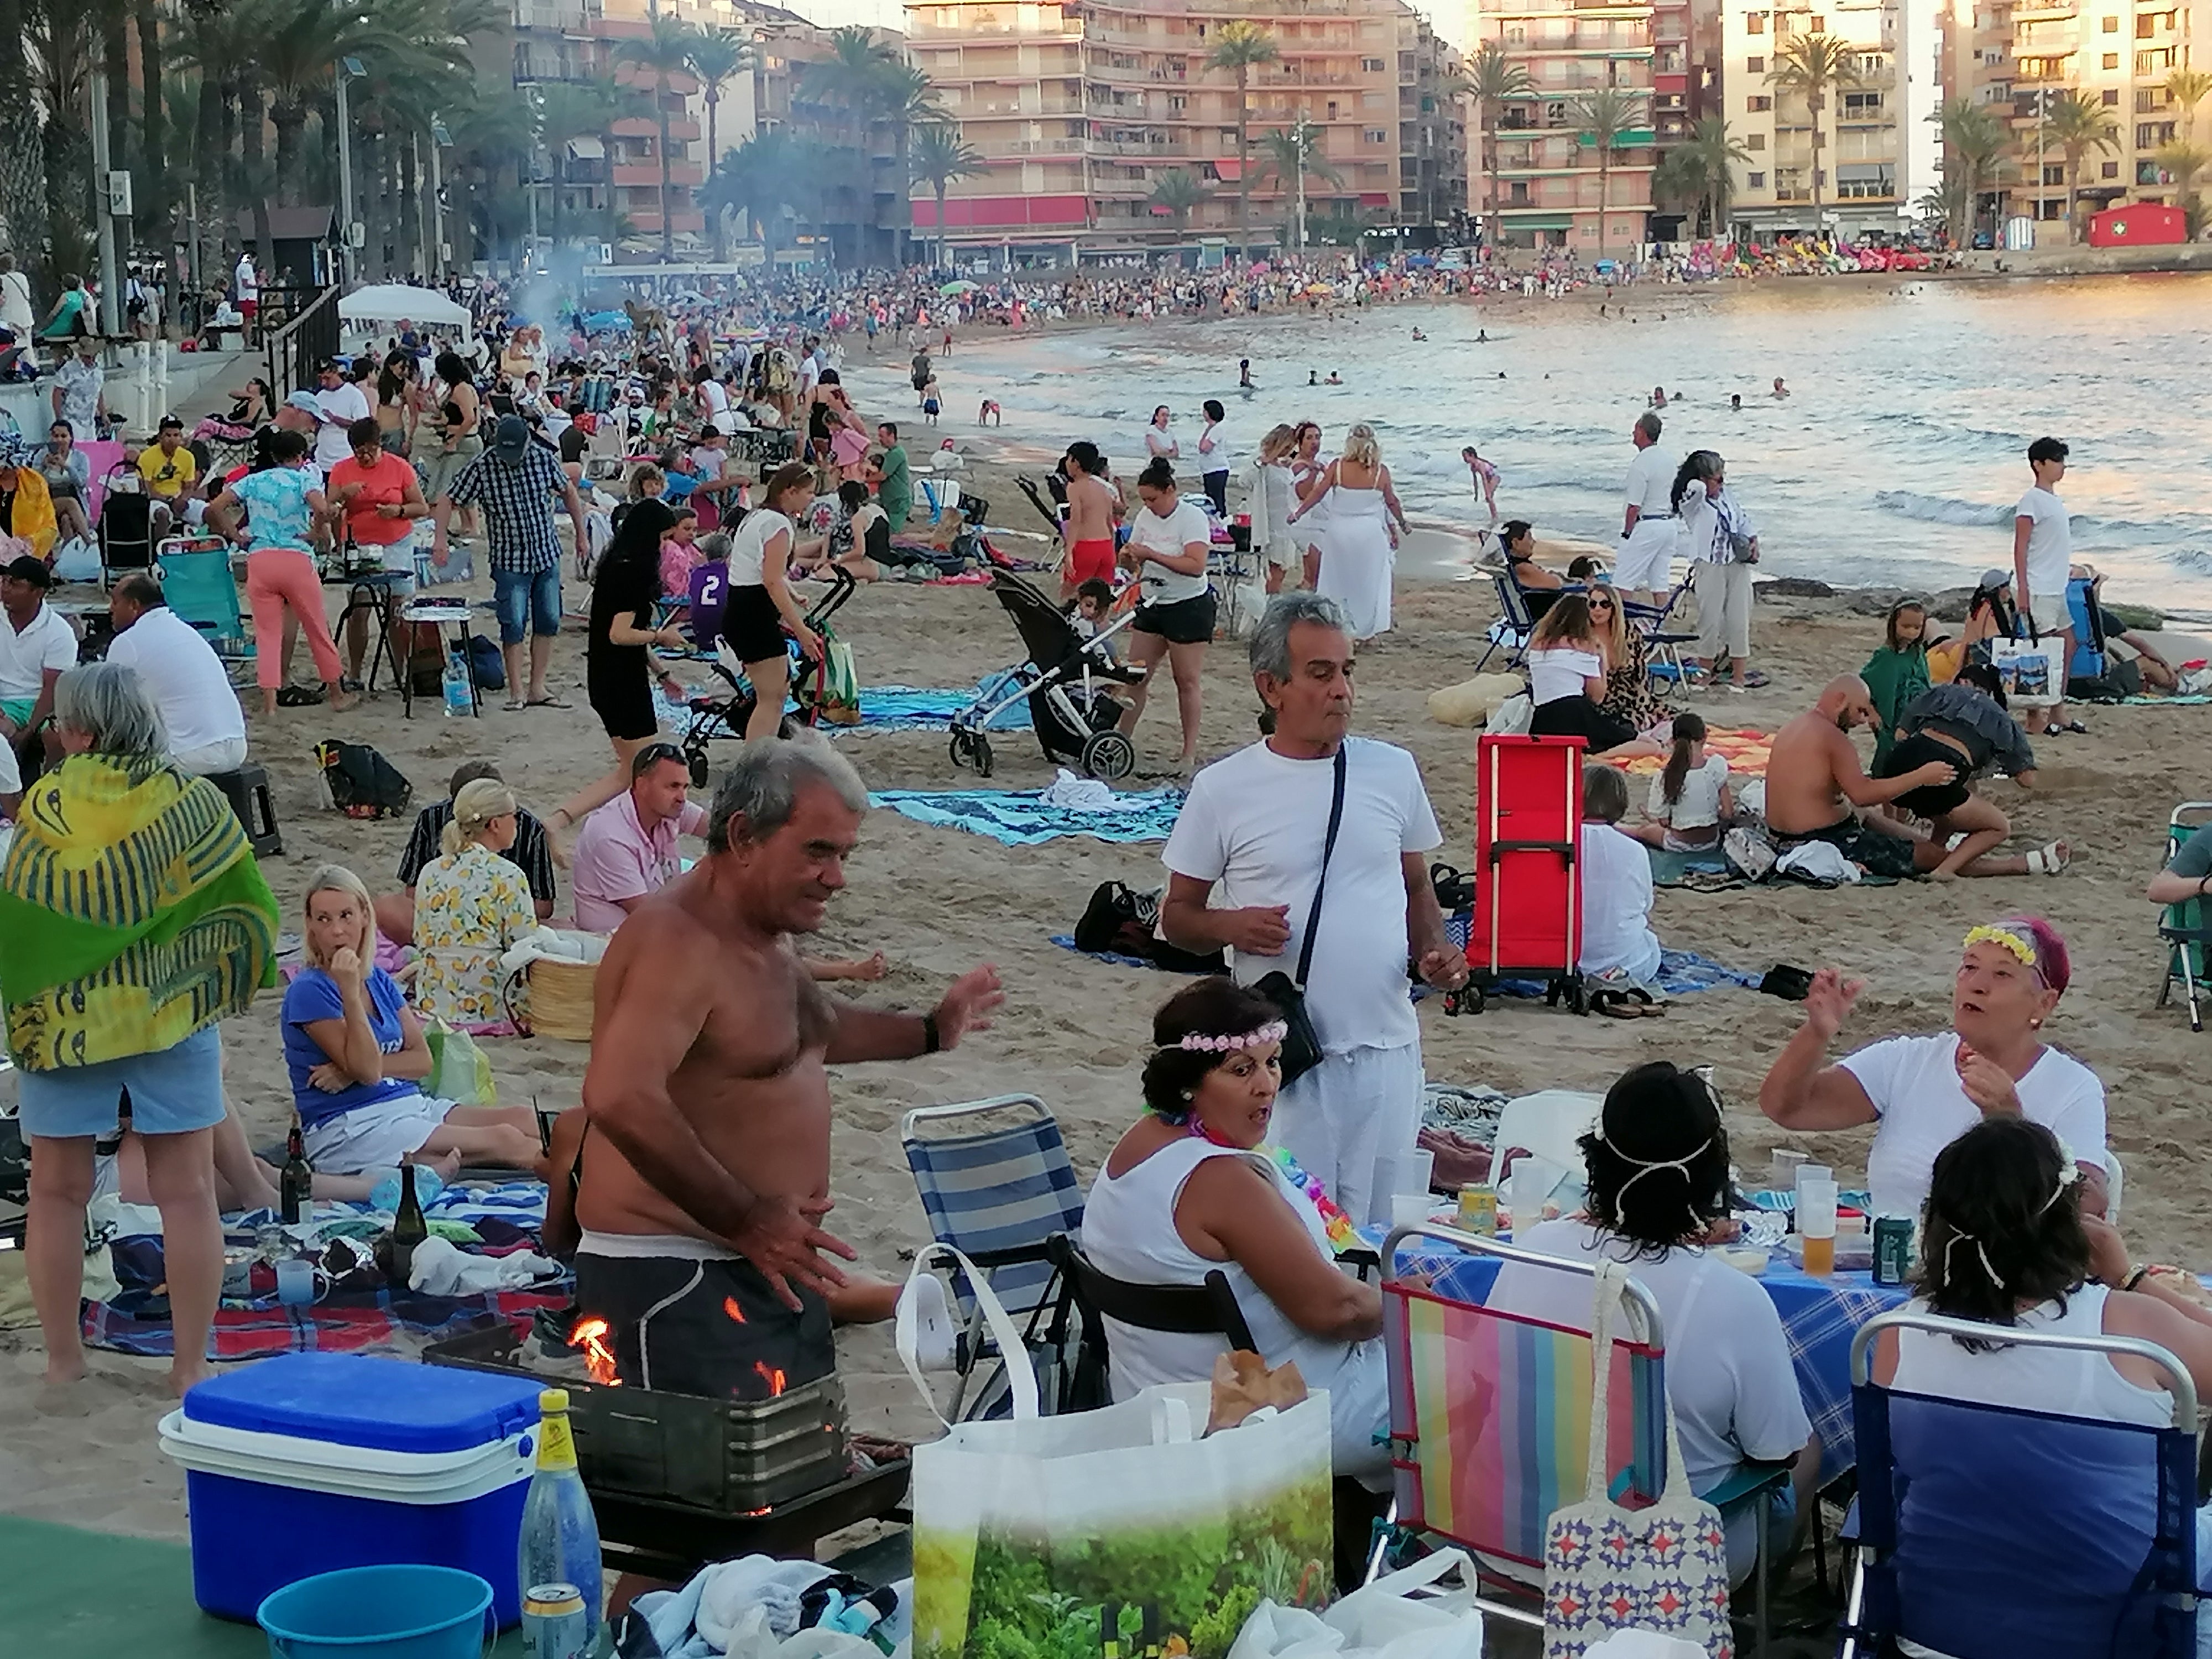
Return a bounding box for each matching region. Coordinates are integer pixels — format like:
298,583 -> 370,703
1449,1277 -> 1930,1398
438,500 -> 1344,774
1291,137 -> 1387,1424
909,121 -> 982,269
1204,19 -> 1279,254
1766,30 -> 1864,222
797,26 -> 901,264
531,79 -> 625,242
1568,85 -> 1645,264
1463,40 -> 1533,253
875,63 -> 945,265
2166,69 -> 2212,142
1255,122 -> 1343,249
2038,89 -> 2120,243
0,0 -> 44,265
254,0 -> 382,205
615,13 -> 698,262
1146,166 -> 1209,239
702,128 -> 830,262
684,25 -> 751,259
1651,114 -> 1751,237
1928,96 -> 2009,249
2153,140 -> 2210,238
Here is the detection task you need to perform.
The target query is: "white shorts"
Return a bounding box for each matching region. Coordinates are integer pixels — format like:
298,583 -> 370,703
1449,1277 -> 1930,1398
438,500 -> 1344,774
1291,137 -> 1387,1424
2025,586 -> 2073,634
173,735 -> 248,775
302,1092 -> 455,1174
1616,519 -> 1677,592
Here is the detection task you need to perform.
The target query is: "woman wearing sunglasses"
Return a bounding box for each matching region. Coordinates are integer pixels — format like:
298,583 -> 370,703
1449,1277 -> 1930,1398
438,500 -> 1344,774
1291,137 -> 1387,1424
1585,580 -> 1674,748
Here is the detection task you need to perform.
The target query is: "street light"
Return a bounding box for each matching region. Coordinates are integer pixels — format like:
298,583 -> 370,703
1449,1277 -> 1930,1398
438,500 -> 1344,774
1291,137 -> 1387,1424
336,55 -> 367,283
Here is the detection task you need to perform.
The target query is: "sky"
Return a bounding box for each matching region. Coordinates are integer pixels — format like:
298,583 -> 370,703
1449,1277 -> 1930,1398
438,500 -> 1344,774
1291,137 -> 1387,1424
781,0 -> 1467,51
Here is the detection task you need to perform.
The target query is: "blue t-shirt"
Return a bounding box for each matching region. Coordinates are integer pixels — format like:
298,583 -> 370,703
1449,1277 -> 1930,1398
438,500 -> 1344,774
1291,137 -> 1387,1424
231,465 -> 320,552
280,966 -> 421,1128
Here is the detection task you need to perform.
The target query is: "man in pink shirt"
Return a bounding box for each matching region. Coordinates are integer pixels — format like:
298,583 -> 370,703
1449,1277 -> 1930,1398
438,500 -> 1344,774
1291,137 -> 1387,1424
572,744 -> 708,932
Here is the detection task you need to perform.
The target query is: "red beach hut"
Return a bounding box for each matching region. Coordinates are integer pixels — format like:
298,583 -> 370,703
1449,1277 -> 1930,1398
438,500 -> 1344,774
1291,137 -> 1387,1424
2087,203 -> 2188,247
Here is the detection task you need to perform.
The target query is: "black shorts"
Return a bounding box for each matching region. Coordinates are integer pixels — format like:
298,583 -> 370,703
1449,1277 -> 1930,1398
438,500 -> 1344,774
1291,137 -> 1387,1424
721,584 -> 788,665
587,668 -> 658,743
572,1248 -> 834,1400
1133,591 -> 1217,646
1777,818 -> 1924,880
1528,695 -> 1637,754
1876,731 -> 1973,818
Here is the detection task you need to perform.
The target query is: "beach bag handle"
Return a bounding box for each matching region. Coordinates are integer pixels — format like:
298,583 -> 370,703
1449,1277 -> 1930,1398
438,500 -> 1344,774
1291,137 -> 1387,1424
897,1241 -> 1040,1428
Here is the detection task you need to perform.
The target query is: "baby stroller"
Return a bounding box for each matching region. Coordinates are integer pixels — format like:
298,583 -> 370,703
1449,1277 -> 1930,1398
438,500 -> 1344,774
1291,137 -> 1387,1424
677,566 -> 857,787
948,571 -> 1142,781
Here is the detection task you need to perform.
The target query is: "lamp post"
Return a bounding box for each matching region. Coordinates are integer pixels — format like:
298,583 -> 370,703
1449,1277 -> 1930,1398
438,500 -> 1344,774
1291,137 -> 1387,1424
429,119 -> 453,279
335,55 -> 367,284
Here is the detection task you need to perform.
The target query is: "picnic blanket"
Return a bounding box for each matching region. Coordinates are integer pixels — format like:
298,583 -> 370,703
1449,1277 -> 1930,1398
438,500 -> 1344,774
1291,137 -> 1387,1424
82,1288 -> 568,1360
655,681 -> 1034,739
1442,912 -> 1755,995
1606,726 -> 1773,778
871,785 -> 1185,845
1648,847 -> 1731,887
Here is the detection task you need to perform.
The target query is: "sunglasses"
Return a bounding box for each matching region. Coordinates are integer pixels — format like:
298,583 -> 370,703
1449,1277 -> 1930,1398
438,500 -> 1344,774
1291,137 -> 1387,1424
1588,598 -> 1615,611
636,742 -> 685,771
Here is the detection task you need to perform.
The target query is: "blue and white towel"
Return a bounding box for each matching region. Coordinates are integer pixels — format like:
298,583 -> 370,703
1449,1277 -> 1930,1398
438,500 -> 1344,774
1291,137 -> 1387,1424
871,785 -> 1185,846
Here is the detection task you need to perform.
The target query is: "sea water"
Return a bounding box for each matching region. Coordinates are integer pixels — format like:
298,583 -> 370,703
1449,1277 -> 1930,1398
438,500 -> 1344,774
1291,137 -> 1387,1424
921,270 -> 2212,611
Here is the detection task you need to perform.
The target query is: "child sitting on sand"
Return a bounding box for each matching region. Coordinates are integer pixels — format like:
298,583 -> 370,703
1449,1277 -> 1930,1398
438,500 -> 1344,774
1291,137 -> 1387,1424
1629,712 -> 1734,852
1579,766 -> 1665,1005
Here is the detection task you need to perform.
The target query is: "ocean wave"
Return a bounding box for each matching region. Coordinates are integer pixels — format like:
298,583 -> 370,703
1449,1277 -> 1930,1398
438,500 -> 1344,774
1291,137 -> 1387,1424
1874,490 -> 2014,528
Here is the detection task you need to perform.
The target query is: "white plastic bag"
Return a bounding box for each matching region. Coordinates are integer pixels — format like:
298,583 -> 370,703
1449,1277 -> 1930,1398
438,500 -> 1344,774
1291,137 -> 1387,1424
1486,692 -> 1533,736
1228,1551 -> 1485,1659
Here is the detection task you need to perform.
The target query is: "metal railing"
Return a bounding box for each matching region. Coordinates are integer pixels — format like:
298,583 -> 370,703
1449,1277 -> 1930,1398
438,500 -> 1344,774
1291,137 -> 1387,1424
266,284 -> 341,398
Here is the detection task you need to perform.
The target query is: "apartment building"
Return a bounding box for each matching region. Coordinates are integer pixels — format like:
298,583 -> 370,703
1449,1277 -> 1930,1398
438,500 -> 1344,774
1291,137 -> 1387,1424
1717,0 -> 1911,237
904,0 -> 1467,259
1466,0 -> 1661,252
1940,0 -> 2208,232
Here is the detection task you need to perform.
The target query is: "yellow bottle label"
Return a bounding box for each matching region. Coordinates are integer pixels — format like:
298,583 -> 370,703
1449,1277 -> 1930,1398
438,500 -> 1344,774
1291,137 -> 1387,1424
536,1411 -> 577,1471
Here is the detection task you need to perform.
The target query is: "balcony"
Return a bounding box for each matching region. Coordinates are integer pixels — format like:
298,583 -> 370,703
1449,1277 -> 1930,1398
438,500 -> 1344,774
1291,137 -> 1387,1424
612,160 -> 703,189
613,116 -> 701,143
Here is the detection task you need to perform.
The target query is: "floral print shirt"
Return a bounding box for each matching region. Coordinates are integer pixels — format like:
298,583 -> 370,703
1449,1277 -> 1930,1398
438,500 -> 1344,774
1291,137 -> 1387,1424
413,842 -> 534,1026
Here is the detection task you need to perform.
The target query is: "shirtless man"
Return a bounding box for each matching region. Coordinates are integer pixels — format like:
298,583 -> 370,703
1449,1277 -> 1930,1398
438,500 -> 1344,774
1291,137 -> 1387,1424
1766,676 -> 1975,880
1060,439 -> 1118,599
578,737 -> 1003,1398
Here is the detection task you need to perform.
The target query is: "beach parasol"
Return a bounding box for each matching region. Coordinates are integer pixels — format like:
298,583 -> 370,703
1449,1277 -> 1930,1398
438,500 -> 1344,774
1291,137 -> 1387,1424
581,309 -> 633,333
940,279 -> 980,295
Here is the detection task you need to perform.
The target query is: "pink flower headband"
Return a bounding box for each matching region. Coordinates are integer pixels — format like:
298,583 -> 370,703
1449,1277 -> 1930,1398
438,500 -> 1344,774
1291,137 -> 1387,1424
1176,1020 -> 1287,1053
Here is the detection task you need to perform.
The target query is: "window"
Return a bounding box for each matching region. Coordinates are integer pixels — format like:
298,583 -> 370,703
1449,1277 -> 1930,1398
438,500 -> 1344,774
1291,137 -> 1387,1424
1745,11 -> 1766,32
1747,94 -> 1772,111
1746,54 -> 1765,72
2043,163 -> 2065,185
1810,14 -> 1826,31
1168,94 -> 1185,111
1748,133 -> 1765,149
2105,88 -> 2122,106
1843,91 -> 1884,114
2103,160 -> 2120,178
1835,162 -> 1893,199
1506,24 -> 1525,43
1364,127 -> 1388,143
2104,53 -> 2119,67
2136,14 -> 2154,36
1747,170 -> 1767,188
1508,181 -> 1531,203
2103,13 -> 2119,28
1361,56 -> 1385,71
2137,119 -> 2178,145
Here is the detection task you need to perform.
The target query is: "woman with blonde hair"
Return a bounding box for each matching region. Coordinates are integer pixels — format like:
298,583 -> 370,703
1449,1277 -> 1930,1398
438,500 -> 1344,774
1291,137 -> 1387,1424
1585,576 -> 1673,742
1243,423 -> 1302,595
281,863 -> 546,1174
1289,421 -> 1407,639
412,780 -> 538,1027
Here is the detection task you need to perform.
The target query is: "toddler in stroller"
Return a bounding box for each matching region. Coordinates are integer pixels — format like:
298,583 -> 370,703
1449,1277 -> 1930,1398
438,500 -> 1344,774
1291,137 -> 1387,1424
948,571 -> 1144,780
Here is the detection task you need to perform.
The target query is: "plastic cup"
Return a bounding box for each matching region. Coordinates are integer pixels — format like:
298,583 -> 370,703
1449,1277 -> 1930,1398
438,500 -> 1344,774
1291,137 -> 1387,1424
1770,1148 -> 1808,1192
1798,1177 -> 1839,1277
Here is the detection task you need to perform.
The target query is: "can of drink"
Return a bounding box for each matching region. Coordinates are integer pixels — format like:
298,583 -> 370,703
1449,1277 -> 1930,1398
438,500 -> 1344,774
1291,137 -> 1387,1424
1872,1215 -> 1914,1287
1455,1183 -> 1499,1237
521,1583 -> 590,1659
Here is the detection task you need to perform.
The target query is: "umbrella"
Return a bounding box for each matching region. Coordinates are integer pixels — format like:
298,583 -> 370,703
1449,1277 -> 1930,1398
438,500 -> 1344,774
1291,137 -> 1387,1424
940,279 -> 979,295
581,310 -> 633,333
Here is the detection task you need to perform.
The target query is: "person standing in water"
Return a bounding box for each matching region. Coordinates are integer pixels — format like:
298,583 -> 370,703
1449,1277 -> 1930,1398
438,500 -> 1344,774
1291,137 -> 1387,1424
1461,445 -> 1500,531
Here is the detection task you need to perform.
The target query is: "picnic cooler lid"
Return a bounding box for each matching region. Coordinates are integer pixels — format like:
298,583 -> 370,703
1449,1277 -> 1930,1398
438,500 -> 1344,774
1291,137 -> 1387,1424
180,1351 -> 545,1452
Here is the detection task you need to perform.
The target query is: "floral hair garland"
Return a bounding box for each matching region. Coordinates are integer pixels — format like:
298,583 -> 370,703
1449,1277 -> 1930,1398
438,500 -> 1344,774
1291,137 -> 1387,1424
1962,923 -> 2036,968
1176,1020 -> 1288,1054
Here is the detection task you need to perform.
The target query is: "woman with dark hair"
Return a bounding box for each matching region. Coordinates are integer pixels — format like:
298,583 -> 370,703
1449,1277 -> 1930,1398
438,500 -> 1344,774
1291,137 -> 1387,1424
1488,1061 -> 1816,1585
1116,456 -> 1215,771
1197,398 -> 1230,515
422,349 -> 483,546
1079,977 -> 1389,1479
725,461 -> 821,741
1867,1116 -> 2212,1654
1500,518 -> 1563,619
1586,577 -> 1673,743
1672,449 -> 1766,691
1875,666 -> 2065,878
1527,592 -> 1640,755
1962,568 -> 2018,667
374,349 -> 419,457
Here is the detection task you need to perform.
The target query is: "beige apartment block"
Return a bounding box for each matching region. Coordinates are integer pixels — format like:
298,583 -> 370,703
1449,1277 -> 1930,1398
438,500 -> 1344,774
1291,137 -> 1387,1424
905,0 -> 1465,257
1718,0 -> 1911,238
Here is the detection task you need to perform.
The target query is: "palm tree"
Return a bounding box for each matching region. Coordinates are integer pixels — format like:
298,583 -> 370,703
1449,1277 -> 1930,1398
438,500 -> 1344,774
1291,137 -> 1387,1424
2166,69 -> 2212,142
799,26 -> 901,263
532,79 -> 625,242
1463,40 -> 1534,252
1203,19 -> 1279,254
1928,96 -> 2009,248
1146,166 -> 1210,239
876,64 -> 946,265
1568,85 -> 1645,264
1766,32 -> 1864,222
2038,90 -> 2120,243
614,13 -> 698,262
2153,140 -> 2210,238
909,121 -> 982,269
1651,114 -> 1751,237
0,0 -> 44,264
684,25 -> 751,258
1255,122 -> 1343,249
701,127 -> 826,263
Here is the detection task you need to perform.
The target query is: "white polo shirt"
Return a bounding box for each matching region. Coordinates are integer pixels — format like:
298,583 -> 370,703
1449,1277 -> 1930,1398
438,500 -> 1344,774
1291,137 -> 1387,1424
1624,445 -> 1674,520
105,606 -> 247,759
315,379 -> 372,472
0,601 -> 77,702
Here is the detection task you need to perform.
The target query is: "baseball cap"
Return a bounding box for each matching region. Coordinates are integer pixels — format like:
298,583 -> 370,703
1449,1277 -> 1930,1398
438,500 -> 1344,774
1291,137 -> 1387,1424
492,414 -> 531,461
4,553 -> 52,587
285,390 -> 327,420
1977,567 -> 2012,591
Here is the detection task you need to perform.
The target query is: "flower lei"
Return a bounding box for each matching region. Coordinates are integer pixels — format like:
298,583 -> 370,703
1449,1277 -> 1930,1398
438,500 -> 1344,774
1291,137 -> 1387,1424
1188,1115 -> 1359,1254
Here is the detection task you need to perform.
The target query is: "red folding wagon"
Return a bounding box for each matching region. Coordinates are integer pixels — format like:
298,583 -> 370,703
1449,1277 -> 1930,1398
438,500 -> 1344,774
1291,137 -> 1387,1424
1452,734 -> 1587,1016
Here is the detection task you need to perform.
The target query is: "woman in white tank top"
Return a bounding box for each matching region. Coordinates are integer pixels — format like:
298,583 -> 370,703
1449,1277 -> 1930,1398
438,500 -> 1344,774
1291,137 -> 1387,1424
1079,979 -> 1390,1483
1868,1118 -> 2212,1656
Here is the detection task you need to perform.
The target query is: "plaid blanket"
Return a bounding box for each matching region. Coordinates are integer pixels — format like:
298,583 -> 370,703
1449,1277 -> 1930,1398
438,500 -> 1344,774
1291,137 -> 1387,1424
871,785 -> 1185,846
82,1286 -> 570,1361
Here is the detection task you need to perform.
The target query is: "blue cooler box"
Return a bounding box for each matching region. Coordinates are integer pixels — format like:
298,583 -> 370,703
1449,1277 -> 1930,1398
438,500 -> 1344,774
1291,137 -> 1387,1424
158,1352 -> 546,1626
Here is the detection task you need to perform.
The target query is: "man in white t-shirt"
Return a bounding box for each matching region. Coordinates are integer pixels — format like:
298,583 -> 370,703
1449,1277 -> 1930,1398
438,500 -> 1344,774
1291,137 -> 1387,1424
1756,919 -> 2108,1226
313,359 -> 372,475
233,251 -> 259,340
1617,411 -> 1675,604
105,574 -> 248,775
2012,435 -> 2076,735
1161,593 -> 1467,1224
0,252 -> 34,338
694,366 -> 731,425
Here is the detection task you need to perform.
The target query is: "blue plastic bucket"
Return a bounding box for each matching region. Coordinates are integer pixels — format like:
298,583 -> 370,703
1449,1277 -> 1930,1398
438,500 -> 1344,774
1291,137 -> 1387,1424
257,1564 -> 495,1659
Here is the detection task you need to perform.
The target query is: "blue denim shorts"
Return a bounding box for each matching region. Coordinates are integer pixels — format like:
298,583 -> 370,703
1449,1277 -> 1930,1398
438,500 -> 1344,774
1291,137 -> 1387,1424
492,565 -> 561,645
16,1024 -> 227,1140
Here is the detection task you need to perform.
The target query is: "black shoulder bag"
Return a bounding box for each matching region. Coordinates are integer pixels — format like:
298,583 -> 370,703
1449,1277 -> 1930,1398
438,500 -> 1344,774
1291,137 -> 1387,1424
1252,745 -> 1347,1088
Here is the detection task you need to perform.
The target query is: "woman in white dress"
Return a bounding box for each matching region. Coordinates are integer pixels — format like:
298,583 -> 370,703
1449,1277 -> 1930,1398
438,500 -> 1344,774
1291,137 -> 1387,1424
1290,422 -> 1407,640
1290,420 -> 1328,590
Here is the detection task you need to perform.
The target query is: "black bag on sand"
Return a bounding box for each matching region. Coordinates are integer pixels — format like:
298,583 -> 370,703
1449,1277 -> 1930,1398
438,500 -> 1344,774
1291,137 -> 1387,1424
1073,881 -> 1225,975
1251,745 -> 1347,1088
316,740 -> 414,820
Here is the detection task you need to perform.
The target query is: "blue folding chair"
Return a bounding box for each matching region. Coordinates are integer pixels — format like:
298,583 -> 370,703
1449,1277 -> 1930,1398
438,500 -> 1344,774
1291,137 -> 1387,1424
1840,1307 -> 2201,1659
1474,571 -> 1537,672
155,541 -> 254,684
901,1094 -> 1086,1419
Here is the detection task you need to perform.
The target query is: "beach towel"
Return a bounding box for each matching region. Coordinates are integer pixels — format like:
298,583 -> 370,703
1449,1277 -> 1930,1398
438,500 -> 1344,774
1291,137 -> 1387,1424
870,786 -> 1185,846
81,1286 -> 568,1360
1606,727 -> 1773,779
1646,847 -> 1732,888
839,684 -> 1032,734
0,755 -> 279,1071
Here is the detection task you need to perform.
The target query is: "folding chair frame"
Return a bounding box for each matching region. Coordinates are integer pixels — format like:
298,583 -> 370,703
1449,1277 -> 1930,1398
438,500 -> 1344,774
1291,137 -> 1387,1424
1044,1230 -> 1258,1417
1624,578 -> 1698,686
1474,570 -> 1536,672
1839,1308 -> 2200,1659
2157,803 -> 2212,1033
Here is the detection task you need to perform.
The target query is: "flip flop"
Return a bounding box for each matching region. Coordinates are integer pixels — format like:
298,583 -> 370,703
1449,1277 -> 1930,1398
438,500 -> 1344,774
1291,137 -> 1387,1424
1742,669 -> 1771,688
502,698 -> 528,713
525,696 -> 573,709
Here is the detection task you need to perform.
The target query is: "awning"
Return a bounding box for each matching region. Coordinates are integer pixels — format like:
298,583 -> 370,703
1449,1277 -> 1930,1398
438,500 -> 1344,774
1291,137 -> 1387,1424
1359,192 -> 1392,208
1504,212 -> 1574,229
1210,158 -> 1244,181
566,137 -> 605,160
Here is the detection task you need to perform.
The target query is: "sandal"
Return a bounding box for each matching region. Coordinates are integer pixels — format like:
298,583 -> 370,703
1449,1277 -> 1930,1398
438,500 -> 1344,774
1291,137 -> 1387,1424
1742,669 -> 1771,688
274,685 -> 325,707
2050,718 -> 2088,735
524,696 -> 573,710
502,697 -> 528,713
2026,841 -> 2071,875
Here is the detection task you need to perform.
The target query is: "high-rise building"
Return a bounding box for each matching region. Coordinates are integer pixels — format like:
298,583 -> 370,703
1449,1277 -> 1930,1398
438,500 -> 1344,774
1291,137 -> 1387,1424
1938,0 -> 2208,236
1464,0 -> 1660,252
903,0 -> 1466,260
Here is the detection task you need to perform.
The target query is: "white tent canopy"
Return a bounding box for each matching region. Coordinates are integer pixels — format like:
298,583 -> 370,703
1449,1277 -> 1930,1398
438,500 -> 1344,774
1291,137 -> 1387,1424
338,284 -> 472,339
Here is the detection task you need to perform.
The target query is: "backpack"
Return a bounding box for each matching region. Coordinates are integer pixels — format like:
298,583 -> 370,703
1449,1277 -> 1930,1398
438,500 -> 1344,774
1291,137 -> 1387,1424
315,740 -> 414,820
1072,881 -> 1226,974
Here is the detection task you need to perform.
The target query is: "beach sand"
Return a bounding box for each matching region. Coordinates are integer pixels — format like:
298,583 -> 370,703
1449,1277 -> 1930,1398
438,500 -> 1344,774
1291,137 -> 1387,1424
6,341 -> 2209,1557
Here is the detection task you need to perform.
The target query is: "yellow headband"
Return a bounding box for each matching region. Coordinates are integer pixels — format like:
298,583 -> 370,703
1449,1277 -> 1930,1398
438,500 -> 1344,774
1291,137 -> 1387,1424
1962,924 -> 2036,968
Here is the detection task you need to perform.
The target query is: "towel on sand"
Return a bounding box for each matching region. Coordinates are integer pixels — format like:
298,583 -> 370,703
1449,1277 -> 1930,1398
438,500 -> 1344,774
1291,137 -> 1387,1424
1606,727 -> 1773,779
871,786 -> 1185,845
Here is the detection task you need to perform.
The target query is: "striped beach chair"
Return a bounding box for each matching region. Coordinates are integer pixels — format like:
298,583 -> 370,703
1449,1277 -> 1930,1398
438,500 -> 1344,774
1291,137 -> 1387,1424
901,1094 -> 1086,1419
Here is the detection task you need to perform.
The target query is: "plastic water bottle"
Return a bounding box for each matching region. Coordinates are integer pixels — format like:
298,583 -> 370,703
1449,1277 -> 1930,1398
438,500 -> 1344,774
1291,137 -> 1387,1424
442,644 -> 473,717
519,1389 -> 603,1639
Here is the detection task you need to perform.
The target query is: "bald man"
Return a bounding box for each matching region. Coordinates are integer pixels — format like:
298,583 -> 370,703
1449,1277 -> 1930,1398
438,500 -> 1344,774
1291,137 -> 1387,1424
1764,676 -> 1961,879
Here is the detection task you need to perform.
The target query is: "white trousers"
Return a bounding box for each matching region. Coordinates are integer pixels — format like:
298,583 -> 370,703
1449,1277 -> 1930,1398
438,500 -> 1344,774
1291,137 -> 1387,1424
1616,518 -> 1676,593
1270,1040 -> 1426,1228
